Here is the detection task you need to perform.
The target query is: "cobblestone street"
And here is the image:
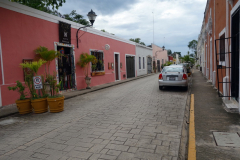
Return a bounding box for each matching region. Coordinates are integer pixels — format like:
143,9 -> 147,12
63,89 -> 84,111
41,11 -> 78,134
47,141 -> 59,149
0,75 -> 188,160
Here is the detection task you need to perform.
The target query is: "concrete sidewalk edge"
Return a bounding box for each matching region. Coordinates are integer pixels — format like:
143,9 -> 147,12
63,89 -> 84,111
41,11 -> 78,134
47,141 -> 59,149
177,71 -> 193,160
0,73 -> 156,119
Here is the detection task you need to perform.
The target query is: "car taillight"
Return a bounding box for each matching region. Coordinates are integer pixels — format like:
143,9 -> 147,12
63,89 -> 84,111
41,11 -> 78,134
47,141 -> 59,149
159,74 -> 163,79
182,74 -> 187,80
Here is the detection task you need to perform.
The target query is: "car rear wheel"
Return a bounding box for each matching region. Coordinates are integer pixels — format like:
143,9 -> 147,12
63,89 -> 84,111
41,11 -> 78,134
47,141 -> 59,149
159,86 -> 163,90
184,86 -> 188,91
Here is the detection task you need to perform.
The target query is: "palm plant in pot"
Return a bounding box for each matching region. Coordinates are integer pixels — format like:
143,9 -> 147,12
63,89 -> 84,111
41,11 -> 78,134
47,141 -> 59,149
20,59 -> 48,114
47,72 -> 64,113
34,46 -> 60,94
77,53 -> 97,89
8,81 -> 32,114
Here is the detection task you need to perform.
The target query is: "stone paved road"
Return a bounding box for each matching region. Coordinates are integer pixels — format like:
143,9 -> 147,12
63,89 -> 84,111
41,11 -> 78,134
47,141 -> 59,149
0,75 -> 188,160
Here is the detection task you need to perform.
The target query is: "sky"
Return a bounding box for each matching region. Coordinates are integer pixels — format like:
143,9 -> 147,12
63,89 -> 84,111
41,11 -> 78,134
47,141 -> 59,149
58,0 -> 206,56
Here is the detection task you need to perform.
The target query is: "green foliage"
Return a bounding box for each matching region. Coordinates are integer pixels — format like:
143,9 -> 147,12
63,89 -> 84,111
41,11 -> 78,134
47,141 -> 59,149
8,81 -> 28,100
167,50 -> 172,55
77,53 -> 97,77
9,1 -> 90,26
163,61 -> 173,66
35,46 -> 60,76
189,53 -> 194,58
47,72 -> 62,97
100,29 -> 115,35
9,0 -> 66,10
188,40 -> 198,55
129,38 -> 146,46
180,55 -> 195,65
20,59 -> 46,76
20,59 -> 46,99
63,10 -> 89,25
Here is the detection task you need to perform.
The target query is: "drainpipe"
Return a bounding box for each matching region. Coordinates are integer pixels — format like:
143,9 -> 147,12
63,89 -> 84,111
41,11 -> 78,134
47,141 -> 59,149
0,35 -> 4,107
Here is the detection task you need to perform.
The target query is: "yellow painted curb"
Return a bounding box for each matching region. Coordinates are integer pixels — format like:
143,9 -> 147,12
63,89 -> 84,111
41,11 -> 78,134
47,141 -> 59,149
188,94 -> 196,160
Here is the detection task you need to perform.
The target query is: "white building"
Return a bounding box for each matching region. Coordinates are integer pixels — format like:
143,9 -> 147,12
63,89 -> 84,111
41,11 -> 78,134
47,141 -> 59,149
136,43 -> 153,76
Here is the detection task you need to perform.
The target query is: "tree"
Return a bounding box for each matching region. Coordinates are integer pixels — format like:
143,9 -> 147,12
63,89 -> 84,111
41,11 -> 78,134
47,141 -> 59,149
189,53 -> 194,58
129,38 -> 146,46
9,0 -> 66,10
10,0 -> 90,26
180,55 -> 195,64
167,50 -> 172,55
188,40 -> 198,55
63,10 -> 89,25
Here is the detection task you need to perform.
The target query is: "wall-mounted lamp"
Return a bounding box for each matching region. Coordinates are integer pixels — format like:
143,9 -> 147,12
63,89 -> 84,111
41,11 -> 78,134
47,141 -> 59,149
155,46 -> 166,58
76,9 -> 97,48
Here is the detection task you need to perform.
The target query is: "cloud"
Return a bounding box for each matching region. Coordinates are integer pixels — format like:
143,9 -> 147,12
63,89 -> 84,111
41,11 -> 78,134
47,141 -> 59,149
59,0 -> 206,55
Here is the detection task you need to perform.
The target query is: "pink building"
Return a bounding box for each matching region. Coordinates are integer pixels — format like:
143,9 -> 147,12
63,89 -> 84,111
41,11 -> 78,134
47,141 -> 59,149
0,0 -> 136,106
152,44 -> 168,72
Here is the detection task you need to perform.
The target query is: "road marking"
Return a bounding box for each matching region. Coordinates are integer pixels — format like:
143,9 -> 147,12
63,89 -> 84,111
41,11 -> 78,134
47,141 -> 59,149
188,94 -> 196,160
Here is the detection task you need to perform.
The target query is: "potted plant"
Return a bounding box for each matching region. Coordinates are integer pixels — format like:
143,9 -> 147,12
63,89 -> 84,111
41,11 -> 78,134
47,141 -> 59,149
47,72 -> 64,113
77,53 -> 97,89
8,81 -> 32,114
20,59 -> 48,114
34,46 -> 60,94
196,64 -> 200,69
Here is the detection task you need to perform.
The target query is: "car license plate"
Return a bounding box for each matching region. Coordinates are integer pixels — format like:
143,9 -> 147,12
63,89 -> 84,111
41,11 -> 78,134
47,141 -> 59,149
169,77 -> 175,81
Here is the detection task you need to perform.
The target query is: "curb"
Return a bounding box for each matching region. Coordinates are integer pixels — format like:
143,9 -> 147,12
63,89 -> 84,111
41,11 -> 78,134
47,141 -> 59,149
178,70 -> 193,160
63,73 -> 156,100
188,94 -> 196,160
0,73 -> 156,119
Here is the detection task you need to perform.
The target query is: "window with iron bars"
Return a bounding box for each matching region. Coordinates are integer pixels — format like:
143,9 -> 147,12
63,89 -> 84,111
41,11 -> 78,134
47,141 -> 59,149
91,51 -> 104,72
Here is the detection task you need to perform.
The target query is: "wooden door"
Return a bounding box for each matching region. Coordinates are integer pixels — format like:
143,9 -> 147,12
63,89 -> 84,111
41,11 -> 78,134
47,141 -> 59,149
115,54 -> 119,80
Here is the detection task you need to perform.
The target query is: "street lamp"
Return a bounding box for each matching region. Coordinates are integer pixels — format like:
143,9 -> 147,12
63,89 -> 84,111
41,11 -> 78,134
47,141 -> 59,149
76,9 -> 97,48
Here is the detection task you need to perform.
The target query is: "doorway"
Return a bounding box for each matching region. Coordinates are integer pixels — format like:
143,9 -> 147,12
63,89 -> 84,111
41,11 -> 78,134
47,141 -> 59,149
147,57 -> 152,74
57,46 -> 76,91
231,8 -> 239,101
126,56 -> 135,78
157,60 -> 160,72
210,39 -> 213,80
114,53 -> 120,81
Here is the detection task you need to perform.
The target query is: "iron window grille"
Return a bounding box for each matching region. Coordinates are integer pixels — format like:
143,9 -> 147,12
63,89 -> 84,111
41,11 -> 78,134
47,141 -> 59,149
91,51 -> 104,72
215,36 -> 232,98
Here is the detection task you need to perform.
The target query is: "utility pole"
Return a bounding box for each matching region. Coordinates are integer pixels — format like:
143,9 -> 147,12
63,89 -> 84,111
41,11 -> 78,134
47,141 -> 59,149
153,12 -> 154,44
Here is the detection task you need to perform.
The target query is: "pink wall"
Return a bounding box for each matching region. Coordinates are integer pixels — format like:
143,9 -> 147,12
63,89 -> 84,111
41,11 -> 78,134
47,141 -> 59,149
0,7 -> 135,106
152,44 -> 168,66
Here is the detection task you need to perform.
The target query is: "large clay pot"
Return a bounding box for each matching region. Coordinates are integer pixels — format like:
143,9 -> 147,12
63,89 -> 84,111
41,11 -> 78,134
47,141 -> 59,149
15,99 -> 32,114
47,96 -> 64,113
85,76 -> 92,89
31,98 -> 48,114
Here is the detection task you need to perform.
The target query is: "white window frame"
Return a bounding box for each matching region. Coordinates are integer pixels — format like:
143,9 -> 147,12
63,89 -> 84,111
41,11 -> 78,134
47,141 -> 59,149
218,28 -> 226,66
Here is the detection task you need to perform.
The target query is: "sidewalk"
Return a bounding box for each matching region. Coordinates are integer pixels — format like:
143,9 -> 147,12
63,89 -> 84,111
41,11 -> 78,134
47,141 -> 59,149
0,73 -> 155,118
191,69 -> 240,160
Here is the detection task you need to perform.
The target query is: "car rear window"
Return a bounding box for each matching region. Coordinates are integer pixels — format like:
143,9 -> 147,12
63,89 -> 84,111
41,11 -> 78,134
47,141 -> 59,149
163,67 -> 184,72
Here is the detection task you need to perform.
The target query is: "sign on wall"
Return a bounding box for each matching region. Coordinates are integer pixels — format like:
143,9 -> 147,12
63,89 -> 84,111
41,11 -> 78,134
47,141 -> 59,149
33,76 -> 43,89
59,21 -> 71,44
